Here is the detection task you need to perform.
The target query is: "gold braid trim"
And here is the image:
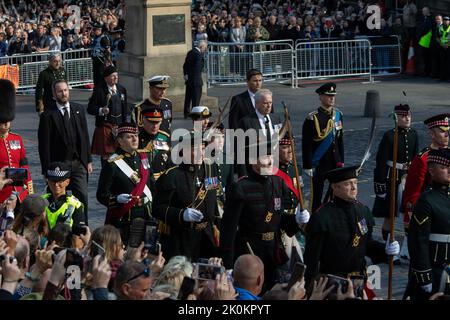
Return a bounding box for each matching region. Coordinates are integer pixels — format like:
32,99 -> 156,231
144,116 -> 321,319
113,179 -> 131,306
313,113 -> 334,142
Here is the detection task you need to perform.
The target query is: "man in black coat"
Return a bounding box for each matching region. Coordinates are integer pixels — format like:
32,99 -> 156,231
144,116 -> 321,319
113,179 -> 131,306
183,40 -> 207,118
87,66 -> 130,163
228,69 -> 263,130
38,79 -> 92,224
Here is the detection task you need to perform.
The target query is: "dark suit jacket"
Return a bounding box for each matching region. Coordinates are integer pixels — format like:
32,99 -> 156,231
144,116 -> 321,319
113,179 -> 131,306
228,91 -> 275,130
238,112 -> 283,133
183,48 -> 204,87
87,82 -> 129,127
38,102 -> 92,174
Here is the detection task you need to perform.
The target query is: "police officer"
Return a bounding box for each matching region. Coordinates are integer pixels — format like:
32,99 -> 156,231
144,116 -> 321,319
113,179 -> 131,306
97,123 -> 153,247
372,104 -> 419,260
403,114 -> 449,230
136,76 -> 173,135
110,27 -> 125,66
438,16 -> 450,81
43,161 -> 84,230
304,166 -> 400,286
189,106 -> 212,132
91,24 -> 112,86
408,148 -> 450,299
0,79 -> 33,204
302,82 -> 344,213
220,141 -> 310,289
152,131 -> 220,261
138,106 -> 171,181
35,53 -> 67,114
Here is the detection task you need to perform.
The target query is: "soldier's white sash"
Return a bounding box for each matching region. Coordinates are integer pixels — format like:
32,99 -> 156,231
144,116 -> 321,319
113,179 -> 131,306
113,157 -> 153,202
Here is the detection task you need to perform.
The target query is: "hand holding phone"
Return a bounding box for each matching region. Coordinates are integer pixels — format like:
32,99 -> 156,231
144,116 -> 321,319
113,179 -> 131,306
285,262 -> 306,291
5,168 -> 28,186
177,276 -> 196,300
193,263 -> 225,281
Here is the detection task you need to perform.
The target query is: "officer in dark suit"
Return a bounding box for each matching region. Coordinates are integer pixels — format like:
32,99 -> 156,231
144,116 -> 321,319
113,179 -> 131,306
136,75 -> 173,134
407,148 -> 450,300
97,123 -> 153,247
304,166 -> 400,286
87,65 -> 130,163
138,106 -> 171,181
302,82 -> 344,213
183,40 -> 207,118
228,69 -> 263,130
220,140 -> 310,290
152,131 -> 220,261
38,79 -> 92,223
35,53 -> 67,114
372,104 -> 419,261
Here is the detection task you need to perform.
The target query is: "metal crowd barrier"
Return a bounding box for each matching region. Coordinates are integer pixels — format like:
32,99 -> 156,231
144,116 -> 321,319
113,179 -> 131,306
363,35 -> 402,75
206,40 -> 295,87
0,49 -> 93,91
294,38 -> 372,86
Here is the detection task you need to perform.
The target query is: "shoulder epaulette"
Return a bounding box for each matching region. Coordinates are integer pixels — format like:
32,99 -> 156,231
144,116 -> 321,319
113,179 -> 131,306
157,130 -> 170,138
108,154 -> 124,163
418,147 -> 431,157
307,111 -> 318,120
162,97 -> 172,103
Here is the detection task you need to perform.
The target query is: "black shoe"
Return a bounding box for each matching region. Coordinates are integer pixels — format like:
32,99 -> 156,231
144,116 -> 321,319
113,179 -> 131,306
393,257 -> 401,266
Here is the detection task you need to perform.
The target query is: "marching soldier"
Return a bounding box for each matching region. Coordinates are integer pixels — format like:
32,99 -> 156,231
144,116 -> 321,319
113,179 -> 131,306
220,141 -> 310,289
97,123 -> 153,247
43,161 -> 85,229
407,148 -> 450,300
0,79 -> 33,204
304,166 -> 400,288
35,53 -> 67,114
135,76 -> 173,135
302,82 -> 344,213
87,65 -> 130,164
138,106 -> 171,181
403,114 -> 449,230
372,104 -> 419,260
152,131 -> 220,261
91,24 -> 112,86
189,106 -> 212,132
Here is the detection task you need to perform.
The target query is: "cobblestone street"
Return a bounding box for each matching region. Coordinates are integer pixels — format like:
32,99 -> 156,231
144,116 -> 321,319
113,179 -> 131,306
14,76 -> 449,299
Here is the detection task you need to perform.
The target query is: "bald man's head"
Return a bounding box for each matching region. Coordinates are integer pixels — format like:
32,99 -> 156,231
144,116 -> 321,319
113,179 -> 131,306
15,236 -> 30,270
233,254 -> 264,295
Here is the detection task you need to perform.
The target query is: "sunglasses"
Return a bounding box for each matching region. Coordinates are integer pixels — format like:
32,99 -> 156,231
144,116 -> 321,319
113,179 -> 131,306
126,267 -> 150,283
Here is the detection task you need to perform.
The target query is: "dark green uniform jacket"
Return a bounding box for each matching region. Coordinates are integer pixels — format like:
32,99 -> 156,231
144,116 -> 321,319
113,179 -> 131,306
139,129 -> 172,181
35,67 -> 67,112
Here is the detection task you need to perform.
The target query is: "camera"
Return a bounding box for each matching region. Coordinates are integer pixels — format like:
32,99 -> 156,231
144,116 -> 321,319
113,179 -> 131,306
193,263 -> 225,281
324,274 -> 349,299
53,247 -> 84,271
143,224 -> 160,255
5,168 -> 28,186
72,223 -> 87,236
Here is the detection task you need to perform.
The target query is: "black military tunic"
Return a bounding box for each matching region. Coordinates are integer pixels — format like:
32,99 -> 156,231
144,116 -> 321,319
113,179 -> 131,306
302,107 -> 344,212
372,127 -> 419,217
139,130 -> 172,181
408,183 -> 450,299
152,161 -> 220,261
139,98 -> 173,134
96,148 -> 153,243
220,168 -> 301,288
304,197 -> 386,285
279,162 -> 300,213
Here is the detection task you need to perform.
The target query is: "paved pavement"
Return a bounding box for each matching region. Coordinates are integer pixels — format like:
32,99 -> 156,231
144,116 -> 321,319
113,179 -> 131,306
14,76 -> 450,299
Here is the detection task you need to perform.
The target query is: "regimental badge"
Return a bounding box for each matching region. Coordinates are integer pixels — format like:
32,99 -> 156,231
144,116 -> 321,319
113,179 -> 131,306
162,153 -> 168,162
274,198 -> 281,210
274,123 -> 282,133
9,140 -> 21,150
352,234 -> 360,247
141,158 -> 150,170
121,94 -> 125,101
154,140 -> 169,151
335,120 -> 343,130
130,172 -> 141,184
358,218 -> 368,235
265,212 -> 273,223
163,110 -> 172,119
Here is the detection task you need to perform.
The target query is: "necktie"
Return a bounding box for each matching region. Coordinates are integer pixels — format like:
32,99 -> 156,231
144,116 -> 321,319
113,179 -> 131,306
264,115 -> 272,152
63,107 -> 73,142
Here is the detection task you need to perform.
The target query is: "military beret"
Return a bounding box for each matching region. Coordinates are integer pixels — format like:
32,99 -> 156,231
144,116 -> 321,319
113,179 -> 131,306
315,82 -> 337,95
279,133 -> 292,146
394,104 -> 410,116
324,165 -> 359,183
147,75 -> 170,88
117,122 -> 138,135
46,162 -> 71,181
427,148 -> 450,167
424,114 -> 450,131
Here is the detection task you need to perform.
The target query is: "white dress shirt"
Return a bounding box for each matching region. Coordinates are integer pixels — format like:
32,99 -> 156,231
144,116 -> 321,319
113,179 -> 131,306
248,89 -> 256,108
56,102 -> 70,118
255,109 -> 274,137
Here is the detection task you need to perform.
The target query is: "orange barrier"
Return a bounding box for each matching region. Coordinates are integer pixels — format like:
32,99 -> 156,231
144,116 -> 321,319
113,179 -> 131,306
0,65 -> 20,88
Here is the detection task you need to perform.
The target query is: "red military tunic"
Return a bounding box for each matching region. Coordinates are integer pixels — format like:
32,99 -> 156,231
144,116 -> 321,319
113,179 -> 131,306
0,132 -> 33,203
402,147 -> 431,227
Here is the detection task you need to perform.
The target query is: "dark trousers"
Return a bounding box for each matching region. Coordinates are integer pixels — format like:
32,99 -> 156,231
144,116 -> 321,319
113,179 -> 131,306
92,57 -> 105,86
184,84 -> 202,116
431,46 -> 441,78
439,47 -> 450,80
312,174 -> 327,213
68,160 -> 88,224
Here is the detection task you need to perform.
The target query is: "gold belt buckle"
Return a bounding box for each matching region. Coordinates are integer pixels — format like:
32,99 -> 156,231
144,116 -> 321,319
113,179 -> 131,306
261,232 -> 274,241
195,222 -> 208,231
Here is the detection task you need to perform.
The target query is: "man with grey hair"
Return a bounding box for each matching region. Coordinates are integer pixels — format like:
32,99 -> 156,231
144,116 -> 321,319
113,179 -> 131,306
35,53 -> 67,114
183,40 -> 207,118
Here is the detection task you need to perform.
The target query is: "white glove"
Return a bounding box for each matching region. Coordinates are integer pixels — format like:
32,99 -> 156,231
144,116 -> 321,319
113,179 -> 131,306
385,240 -> 400,256
183,208 -> 204,222
117,194 -> 132,204
304,169 -> 314,177
421,284 -> 432,293
377,193 -> 386,199
295,206 -> 310,225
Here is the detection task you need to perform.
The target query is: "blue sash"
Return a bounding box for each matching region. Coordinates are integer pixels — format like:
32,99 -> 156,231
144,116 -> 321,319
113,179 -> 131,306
312,111 -> 341,167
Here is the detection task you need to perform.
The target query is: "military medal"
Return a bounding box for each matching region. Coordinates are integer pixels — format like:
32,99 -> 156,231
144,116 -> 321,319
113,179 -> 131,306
265,212 -> 273,223
164,110 -> 172,118
195,176 -> 201,187
274,198 -> 281,210
352,234 -> 360,247
358,218 -> 368,235
141,158 -> 150,170
9,140 -> 21,150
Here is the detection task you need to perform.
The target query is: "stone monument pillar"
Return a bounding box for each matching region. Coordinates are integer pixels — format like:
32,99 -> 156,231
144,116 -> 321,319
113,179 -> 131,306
118,0 -> 216,111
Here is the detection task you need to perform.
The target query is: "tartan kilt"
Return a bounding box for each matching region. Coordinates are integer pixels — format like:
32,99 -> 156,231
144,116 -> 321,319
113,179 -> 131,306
91,124 -> 117,156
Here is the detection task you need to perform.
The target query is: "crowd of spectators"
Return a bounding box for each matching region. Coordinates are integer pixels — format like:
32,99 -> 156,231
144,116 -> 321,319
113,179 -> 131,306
0,0 -> 125,57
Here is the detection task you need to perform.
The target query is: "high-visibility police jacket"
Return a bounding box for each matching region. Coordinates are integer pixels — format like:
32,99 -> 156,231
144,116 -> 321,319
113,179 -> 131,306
42,193 -> 83,229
